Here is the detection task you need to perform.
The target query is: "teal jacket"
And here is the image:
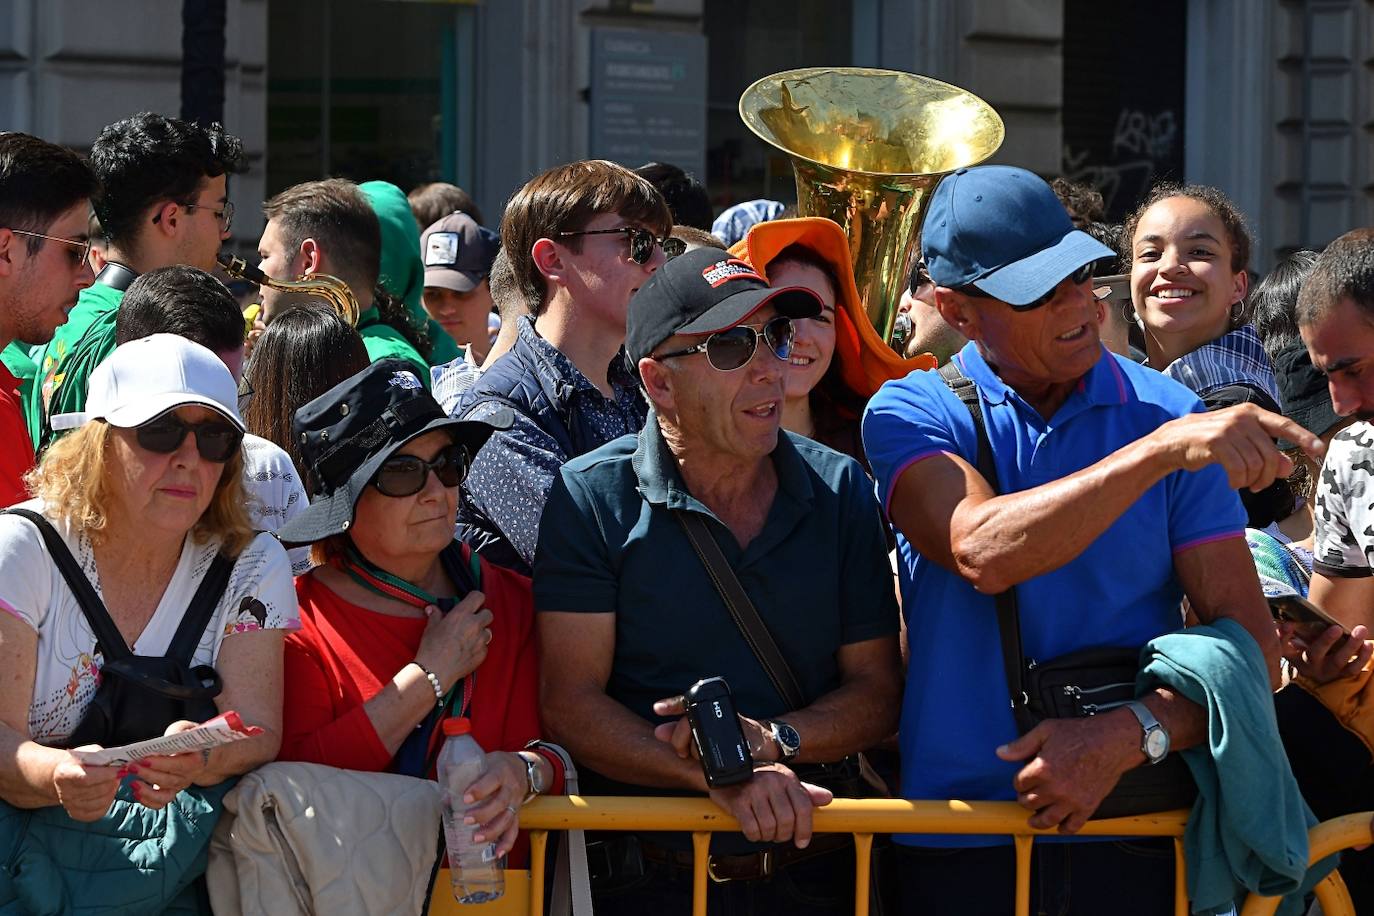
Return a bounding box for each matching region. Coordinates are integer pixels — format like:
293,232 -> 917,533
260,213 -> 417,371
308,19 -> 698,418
1138,618 -> 1336,915
0,781 -> 232,915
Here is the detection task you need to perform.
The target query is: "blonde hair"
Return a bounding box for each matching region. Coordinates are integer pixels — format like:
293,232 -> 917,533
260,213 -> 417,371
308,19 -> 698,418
26,420 -> 257,557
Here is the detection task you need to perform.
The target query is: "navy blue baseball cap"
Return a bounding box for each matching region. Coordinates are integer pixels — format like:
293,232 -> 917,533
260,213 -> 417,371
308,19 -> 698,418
922,165 -> 1113,307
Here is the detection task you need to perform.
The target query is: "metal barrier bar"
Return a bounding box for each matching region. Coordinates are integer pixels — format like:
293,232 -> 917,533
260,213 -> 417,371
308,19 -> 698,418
528,831 -> 547,916
1239,813 -> 1373,916
1013,835 -> 1032,916
853,833 -> 873,916
514,799 -> 1366,916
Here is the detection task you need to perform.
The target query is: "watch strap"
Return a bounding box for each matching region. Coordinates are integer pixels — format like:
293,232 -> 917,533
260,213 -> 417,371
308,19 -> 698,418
1124,700 -> 1166,762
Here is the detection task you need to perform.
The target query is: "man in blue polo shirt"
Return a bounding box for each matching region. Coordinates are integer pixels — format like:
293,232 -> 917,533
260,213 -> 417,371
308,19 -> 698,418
864,166 -> 1320,915
537,247 -> 901,913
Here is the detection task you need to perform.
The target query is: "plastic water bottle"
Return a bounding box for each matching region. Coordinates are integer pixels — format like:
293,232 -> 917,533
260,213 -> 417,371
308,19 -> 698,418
437,717 -> 505,904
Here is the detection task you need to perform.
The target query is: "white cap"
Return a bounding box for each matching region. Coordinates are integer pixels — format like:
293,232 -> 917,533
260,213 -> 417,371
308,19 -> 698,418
51,334 -> 245,432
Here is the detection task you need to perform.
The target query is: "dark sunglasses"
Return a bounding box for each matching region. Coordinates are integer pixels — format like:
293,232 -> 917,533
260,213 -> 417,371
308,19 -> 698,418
135,412 -> 244,463
372,443 -> 470,498
959,262 -> 1096,311
653,315 -> 794,372
556,226 -> 683,265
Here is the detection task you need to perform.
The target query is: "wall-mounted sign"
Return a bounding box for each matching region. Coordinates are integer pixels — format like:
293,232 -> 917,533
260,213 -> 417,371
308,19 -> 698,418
589,27 -> 708,181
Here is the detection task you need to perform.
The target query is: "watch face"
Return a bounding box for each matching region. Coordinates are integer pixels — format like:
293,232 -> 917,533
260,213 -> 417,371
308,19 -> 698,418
1144,728 -> 1169,760
775,722 -> 801,755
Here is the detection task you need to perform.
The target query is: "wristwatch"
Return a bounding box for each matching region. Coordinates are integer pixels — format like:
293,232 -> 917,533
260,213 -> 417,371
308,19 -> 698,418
768,720 -> 801,760
518,751 -> 547,804
1124,701 -> 1170,765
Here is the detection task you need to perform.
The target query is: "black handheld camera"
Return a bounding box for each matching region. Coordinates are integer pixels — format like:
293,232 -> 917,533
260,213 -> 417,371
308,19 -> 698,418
683,676 -> 754,788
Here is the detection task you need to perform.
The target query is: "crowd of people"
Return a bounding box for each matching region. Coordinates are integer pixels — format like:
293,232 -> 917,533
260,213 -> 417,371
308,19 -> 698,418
1,111 -> 1372,916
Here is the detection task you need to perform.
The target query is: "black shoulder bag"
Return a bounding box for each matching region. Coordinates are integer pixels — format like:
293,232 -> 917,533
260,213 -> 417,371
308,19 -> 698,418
674,510 -> 888,799
938,362 -> 1196,818
4,508 -> 234,749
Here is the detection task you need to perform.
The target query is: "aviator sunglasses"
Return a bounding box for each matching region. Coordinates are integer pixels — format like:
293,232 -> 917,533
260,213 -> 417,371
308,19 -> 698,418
653,315 -> 795,372
556,226 -> 686,265
371,443 -> 470,498
135,412 -> 244,463
958,262 -> 1096,311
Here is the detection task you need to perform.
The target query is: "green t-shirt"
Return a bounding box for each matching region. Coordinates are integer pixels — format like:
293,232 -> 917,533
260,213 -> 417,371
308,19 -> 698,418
25,283 -> 124,452
0,342 -> 37,408
357,306 -> 430,387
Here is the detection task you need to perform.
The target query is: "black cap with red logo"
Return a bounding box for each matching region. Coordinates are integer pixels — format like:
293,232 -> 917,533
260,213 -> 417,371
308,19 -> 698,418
624,246 -> 821,368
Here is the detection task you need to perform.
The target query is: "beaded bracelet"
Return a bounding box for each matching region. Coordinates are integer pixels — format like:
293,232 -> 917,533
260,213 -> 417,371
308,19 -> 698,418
413,662 -> 445,705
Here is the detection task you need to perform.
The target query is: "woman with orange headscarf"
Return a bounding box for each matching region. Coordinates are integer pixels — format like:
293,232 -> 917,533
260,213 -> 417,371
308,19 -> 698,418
732,217 -> 936,471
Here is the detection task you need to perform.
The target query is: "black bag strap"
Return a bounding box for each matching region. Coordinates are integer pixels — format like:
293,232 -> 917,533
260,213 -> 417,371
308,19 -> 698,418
166,552 -> 235,661
937,363 -> 1035,732
3,507 -> 132,660
674,510 -> 806,712
2,507 -> 233,664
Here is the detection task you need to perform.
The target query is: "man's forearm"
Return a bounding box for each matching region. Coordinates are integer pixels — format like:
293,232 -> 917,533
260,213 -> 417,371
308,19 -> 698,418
545,688 -> 708,792
952,435 -> 1174,593
772,671 -> 902,764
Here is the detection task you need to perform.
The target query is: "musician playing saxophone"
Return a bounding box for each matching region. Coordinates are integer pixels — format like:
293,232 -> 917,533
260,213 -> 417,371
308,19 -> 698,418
252,179 -> 429,380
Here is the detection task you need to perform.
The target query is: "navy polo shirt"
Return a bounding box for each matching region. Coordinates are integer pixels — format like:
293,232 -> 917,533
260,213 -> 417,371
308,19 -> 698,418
534,410 -> 899,797
862,342 -> 1245,847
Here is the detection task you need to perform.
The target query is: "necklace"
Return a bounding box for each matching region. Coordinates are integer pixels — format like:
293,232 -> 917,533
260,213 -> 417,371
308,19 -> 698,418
337,544 -> 473,717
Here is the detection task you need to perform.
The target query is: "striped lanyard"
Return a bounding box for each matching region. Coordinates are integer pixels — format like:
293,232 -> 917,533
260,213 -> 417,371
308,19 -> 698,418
338,543 -> 474,718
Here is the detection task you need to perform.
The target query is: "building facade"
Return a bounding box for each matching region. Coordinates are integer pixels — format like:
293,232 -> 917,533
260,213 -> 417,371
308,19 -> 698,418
1,0 -> 1370,271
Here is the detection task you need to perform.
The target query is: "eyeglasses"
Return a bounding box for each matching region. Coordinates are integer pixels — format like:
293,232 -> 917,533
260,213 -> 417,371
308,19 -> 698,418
135,412 -> 244,463
653,315 -> 794,372
153,199 -> 234,233
958,262 -> 1096,312
556,226 -> 683,265
372,443 -> 470,498
184,200 -> 234,233
8,229 -> 91,267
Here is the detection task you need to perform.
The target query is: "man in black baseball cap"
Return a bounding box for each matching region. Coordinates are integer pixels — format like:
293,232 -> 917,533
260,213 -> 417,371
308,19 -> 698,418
535,245 -> 903,911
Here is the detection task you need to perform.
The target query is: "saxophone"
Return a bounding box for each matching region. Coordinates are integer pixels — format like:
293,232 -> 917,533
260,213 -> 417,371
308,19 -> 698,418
218,253 -> 361,328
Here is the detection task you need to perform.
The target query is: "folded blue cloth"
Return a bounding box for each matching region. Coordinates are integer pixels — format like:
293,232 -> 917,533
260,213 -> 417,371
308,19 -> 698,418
1138,617 -> 1337,915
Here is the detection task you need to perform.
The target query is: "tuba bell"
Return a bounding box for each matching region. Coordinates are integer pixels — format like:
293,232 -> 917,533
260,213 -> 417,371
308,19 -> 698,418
218,253 -> 362,328
739,67 -> 1004,346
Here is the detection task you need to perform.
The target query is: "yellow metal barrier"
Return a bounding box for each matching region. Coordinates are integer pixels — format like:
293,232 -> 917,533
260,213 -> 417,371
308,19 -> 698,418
425,799 -> 1370,916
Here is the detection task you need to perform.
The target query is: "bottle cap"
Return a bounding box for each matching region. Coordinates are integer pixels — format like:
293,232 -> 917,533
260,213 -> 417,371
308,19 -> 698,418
441,717 -> 472,736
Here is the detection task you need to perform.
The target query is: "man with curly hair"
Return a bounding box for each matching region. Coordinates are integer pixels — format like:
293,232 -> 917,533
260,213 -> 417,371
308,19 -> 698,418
25,112 -> 243,453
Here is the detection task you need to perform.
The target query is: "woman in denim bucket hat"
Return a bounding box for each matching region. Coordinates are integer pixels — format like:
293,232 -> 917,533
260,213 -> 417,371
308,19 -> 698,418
276,358 -> 566,865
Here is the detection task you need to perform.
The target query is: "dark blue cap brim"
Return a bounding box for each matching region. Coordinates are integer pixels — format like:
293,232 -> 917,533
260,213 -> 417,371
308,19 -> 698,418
971,230 -> 1115,306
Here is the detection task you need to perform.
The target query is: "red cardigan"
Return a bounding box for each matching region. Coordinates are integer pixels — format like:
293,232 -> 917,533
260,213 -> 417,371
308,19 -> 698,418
280,547 -> 561,793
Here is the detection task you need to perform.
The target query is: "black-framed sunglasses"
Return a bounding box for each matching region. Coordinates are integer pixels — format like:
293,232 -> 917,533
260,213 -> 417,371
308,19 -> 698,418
653,315 -> 794,372
8,229 -> 91,267
959,262 -> 1096,311
135,412 -> 244,463
556,226 -> 683,265
372,443 -> 470,498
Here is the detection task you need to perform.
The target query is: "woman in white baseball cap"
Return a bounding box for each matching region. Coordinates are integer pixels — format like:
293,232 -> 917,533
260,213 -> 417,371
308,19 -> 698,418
0,334 -> 296,908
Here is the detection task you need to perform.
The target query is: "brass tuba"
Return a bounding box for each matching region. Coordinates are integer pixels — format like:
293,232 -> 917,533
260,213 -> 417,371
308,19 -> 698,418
218,253 -> 362,327
739,67 -> 1004,345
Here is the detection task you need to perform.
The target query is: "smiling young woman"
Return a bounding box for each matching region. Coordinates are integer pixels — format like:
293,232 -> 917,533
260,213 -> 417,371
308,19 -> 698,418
1124,183 -> 1289,526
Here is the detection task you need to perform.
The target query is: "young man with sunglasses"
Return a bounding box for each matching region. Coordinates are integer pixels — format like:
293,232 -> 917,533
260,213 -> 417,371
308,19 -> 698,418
452,160 -> 673,574
25,112 -> 243,455
0,132 -> 99,506
863,165 -> 1320,914
535,248 -> 902,912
